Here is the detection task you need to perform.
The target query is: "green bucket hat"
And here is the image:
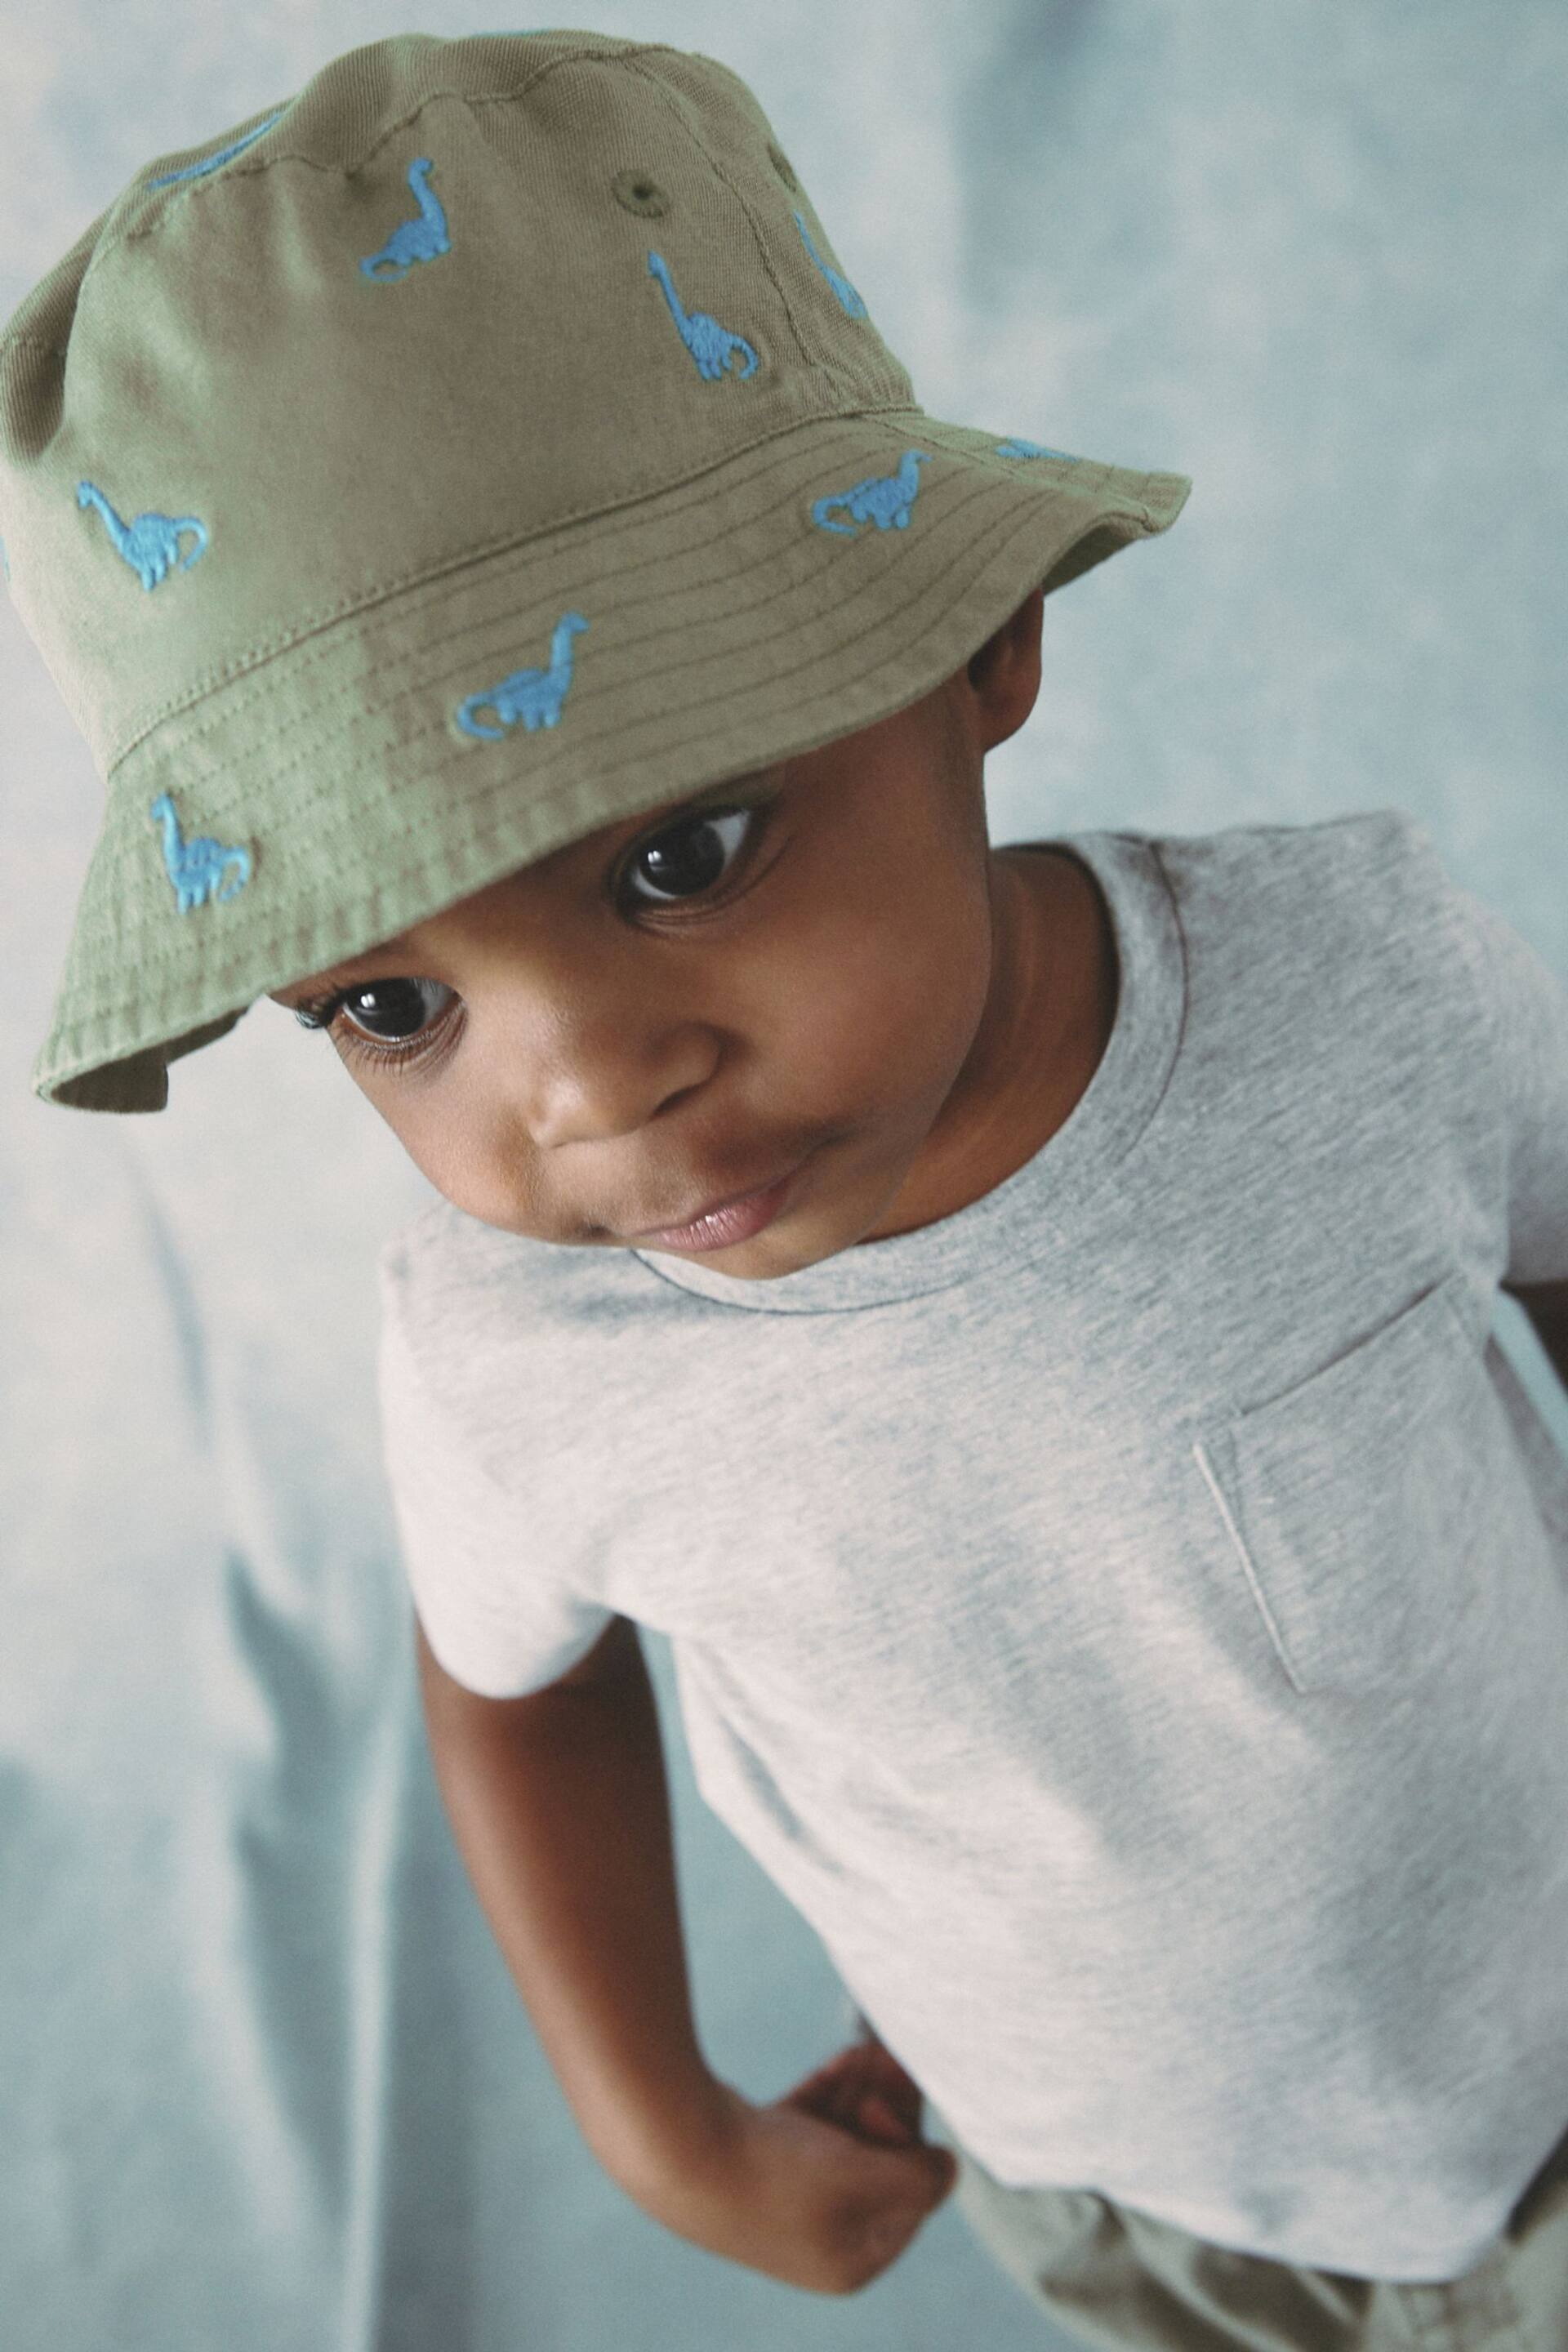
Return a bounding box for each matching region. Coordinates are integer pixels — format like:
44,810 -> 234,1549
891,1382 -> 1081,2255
2,27 -> 1191,1114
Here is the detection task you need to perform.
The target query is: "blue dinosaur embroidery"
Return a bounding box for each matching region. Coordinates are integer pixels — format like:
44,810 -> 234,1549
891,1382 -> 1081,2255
455,612 -> 589,739
150,793 -> 252,911
812,450 -> 930,537
361,158 -> 451,283
78,481 -> 207,590
791,211 -> 867,318
646,252 -> 759,381
147,107 -> 288,188
993,437 -> 1080,462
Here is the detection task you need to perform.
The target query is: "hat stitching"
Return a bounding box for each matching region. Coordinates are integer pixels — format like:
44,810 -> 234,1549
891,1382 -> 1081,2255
437,477 -> 1033,767
791,211 -> 866,319
138,43 -> 683,223
145,107 -> 290,188
109,471 -> 1014,952
149,791 -> 252,910
59,479 -> 1049,1043
114,470 -> 1026,914
115,435 -> 853,763
359,154 -> 451,283
453,612 -> 590,738
113,423 -> 985,777
100,408 -> 925,769
76,479 -> 208,591
645,250 -> 759,381
85,46 -> 680,286
106,449 -> 1120,809
109,443 -> 1085,801
813,450 -> 930,537
53,535 -> 1056,1050
50,509 -> 1172,1072
622,56 -> 816,371
421,479 -> 1031,798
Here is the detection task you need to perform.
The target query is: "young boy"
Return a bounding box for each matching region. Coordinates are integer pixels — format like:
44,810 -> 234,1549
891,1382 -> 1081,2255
7,29 -> 1568,2350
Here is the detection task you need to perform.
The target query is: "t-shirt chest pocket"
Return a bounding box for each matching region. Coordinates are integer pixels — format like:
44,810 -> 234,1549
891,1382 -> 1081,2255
1192,1274 -> 1494,1695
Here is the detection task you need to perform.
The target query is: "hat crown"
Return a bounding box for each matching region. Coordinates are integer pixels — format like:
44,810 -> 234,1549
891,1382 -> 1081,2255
0,29 -> 914,775
7,28 -> 1189,1115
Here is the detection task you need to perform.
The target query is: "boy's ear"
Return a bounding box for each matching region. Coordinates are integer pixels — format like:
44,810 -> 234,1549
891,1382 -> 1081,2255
964,581 -> 1045,751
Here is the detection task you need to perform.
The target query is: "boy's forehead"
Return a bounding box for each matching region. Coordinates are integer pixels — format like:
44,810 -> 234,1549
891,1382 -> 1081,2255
266,858 -> 569,1002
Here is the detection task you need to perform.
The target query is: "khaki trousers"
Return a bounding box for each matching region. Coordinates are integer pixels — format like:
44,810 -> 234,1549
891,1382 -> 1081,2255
951,2122 -> 1568,2350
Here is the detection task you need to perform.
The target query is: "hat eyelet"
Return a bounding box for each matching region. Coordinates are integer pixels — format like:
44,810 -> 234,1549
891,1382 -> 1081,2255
612,168 -> 670,217
766,142 -> 799,192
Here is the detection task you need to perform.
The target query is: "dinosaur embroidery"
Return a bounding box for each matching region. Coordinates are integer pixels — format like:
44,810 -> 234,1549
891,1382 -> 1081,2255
646,252 -> 759,381
147,107 -> 288,188
150,793 -> 252,911
361,158 -> 451,283
791,211 -> 867,318
455,612 -> 590,739
812,450 -> 930,537
993,437 -> 1080,462
77,481 -> 208,590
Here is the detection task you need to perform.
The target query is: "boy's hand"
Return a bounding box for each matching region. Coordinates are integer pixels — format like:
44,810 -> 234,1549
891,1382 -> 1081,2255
782,2025 -> 932,2149
621,2042 -> 959,2297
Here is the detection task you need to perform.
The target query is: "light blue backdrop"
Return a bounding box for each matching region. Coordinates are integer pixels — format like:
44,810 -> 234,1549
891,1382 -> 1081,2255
2,7 -> 1566,2348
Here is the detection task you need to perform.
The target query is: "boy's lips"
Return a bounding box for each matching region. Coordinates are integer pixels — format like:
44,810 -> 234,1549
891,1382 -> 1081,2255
625,1151 -> 813,1240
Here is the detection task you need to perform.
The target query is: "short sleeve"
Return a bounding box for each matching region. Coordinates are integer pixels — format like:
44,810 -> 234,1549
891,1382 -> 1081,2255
1441,853 -> 1568,1285
376,1260 -> 615,1697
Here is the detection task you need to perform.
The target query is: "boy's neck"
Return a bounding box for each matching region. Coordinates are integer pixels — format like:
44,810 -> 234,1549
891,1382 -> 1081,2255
857,842 -> 1116,1245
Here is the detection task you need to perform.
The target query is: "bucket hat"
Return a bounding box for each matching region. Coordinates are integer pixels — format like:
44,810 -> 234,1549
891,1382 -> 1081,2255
1,28 -> 1191,1113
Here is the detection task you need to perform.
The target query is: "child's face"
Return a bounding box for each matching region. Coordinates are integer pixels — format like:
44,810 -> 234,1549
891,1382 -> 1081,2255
270,585 -> 1092,1280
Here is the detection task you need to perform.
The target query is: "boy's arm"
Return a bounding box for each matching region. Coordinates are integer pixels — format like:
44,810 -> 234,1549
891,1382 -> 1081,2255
1502,1276 -> 1568,1393
414,1610 -> 728,2190
415,1610 -> 959,2299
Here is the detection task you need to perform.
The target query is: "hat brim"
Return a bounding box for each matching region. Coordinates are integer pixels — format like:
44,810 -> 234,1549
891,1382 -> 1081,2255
33,408 -> 1189,1111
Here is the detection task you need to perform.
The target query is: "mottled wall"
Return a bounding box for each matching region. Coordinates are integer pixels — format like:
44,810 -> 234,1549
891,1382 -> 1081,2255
2,7 -> 1564,2347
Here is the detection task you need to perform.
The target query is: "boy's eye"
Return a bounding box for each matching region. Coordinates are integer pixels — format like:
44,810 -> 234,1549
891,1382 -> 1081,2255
618,804 -> 758,908
328,976 -> 455,1046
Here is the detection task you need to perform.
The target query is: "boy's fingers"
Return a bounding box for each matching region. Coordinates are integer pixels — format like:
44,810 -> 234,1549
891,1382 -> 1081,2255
785,2040 -> 929,2148
861,2060 -> 924,2125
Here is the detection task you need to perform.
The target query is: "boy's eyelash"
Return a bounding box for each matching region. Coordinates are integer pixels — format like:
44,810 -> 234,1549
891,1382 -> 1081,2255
294,981 -> 456,1078
293,989 -> 349,1030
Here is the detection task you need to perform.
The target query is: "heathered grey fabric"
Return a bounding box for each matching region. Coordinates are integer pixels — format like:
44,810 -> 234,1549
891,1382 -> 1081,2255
377,808 -> 1568,2279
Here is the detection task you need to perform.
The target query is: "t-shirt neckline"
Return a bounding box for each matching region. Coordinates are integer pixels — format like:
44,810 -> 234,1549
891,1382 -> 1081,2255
630,830 -> 1186,1313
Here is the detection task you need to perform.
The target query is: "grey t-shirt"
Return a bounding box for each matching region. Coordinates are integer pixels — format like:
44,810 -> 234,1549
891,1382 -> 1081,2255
378,807 -> 1568,2279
